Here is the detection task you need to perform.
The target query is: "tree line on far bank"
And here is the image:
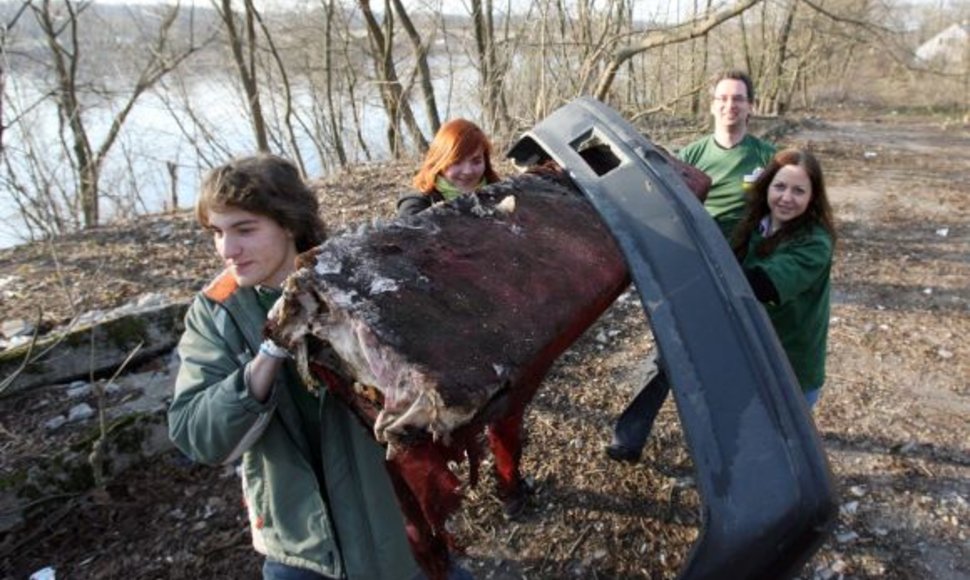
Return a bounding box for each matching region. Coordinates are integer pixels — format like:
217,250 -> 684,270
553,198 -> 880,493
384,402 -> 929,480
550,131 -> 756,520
0,0 -> 967,242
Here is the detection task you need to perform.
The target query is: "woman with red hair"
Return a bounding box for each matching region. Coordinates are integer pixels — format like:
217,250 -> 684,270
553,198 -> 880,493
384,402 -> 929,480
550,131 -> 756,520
397,118 -> 501,216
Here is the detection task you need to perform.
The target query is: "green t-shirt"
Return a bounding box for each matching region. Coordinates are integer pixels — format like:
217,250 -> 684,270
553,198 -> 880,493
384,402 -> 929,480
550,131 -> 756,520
678,134 -> 776,239
743,225 -> 833,391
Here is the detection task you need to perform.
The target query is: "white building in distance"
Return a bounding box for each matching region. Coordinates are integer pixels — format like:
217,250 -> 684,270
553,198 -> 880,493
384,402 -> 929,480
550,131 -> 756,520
915,22 -> 970,69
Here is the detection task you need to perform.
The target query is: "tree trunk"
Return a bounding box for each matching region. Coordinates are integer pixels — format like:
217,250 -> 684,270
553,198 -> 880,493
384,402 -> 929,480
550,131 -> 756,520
471,0 -> 512,135
248,0 -> 306,174
323,0 -> 348,168
0,2 -> 30,154
31,0 -> 199,230
219,0 -> 270,152
357,0 -> 427,157
390,0 -> 440,140
763,0 -> 798,115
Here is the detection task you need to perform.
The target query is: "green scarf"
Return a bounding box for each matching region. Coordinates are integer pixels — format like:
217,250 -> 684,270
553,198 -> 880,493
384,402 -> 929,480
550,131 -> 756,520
435,175 -> 487,200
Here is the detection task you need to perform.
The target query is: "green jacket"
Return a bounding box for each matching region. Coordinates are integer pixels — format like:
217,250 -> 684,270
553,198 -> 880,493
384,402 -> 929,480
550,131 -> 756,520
742,224 -> 833,391
168,270 -> 418,579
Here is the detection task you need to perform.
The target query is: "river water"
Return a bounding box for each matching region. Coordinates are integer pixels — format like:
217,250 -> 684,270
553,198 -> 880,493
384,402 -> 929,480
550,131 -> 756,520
0,69 -> 477,249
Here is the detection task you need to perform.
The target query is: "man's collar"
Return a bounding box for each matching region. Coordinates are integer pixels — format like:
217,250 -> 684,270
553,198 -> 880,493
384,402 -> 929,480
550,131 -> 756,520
713,130 -> 748,149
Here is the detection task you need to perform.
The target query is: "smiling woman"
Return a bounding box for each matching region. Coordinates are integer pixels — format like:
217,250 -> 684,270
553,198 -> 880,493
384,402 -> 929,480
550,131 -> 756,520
397,118 -> 501,216
732,148 -> 837,408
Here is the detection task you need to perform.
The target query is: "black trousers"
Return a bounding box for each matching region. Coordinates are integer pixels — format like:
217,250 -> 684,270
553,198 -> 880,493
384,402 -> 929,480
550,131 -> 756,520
610,350 -> 671,452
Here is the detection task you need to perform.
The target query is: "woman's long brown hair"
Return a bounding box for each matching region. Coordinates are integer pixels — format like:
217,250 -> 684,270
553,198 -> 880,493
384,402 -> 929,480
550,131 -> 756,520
732,148 -> 837,260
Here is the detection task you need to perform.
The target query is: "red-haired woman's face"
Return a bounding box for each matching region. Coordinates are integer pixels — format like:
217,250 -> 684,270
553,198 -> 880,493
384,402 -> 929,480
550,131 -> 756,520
767,164 -> 813,231
442,147 -> 486,193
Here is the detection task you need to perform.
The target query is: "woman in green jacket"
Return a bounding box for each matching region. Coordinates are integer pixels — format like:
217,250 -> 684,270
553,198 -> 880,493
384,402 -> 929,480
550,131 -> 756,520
732,148 -> 837,408
167,154 -> 420,580
606,148 -> 836,464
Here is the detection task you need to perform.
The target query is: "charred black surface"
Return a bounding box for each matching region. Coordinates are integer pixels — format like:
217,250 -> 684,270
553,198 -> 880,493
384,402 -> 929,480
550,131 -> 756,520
300,173 -> 628,416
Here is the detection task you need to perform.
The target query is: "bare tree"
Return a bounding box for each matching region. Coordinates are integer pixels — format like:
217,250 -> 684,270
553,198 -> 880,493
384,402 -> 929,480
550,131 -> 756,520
216,0 -> 269,152
357,0 -> 427,157
32,0 -> 201,228
321,0 -> 348,167
736,0 -> 889,112
334,6 -> 373,163
470,0 -> 508,133
391,0 -> 440,139
1,1 -> 30,154
592,0 -> 763,102
690,0 -> 714,114
761,0 -> 798,115
248,3 -> 307,174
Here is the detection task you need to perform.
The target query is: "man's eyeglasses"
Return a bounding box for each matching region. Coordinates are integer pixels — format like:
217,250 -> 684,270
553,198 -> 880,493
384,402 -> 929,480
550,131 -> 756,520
713,95 -> 748,104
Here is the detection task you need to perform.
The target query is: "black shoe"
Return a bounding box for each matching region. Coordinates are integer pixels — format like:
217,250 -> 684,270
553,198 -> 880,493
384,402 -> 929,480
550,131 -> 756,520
502,493 -> 527,520
501,477 -> 535,520
605,442 -> 641,463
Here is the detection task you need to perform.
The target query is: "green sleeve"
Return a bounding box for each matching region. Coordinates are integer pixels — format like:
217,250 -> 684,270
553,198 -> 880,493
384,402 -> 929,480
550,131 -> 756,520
168,296 -> 276,465
676,137 -> 706,165
756,230 -> 832,305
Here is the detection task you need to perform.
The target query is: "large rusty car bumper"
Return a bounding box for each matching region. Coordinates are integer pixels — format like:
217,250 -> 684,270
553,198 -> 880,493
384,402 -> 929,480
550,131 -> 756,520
508,97 -> 838,579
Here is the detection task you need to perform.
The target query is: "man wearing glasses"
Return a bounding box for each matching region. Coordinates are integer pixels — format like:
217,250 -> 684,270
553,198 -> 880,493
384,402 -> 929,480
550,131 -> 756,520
677,69 -> 777,241
605,70 -> 776,463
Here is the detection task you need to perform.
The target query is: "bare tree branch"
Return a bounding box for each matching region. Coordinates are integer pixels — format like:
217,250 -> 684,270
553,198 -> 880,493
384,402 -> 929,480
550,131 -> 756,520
593,0 -> 763,101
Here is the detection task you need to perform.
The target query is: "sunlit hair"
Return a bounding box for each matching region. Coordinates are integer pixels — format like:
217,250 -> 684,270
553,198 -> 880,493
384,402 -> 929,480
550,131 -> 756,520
412,118 -> 500,194
195,154 -> 326,252
732,148 -> 837,259
711,69 -> 755,102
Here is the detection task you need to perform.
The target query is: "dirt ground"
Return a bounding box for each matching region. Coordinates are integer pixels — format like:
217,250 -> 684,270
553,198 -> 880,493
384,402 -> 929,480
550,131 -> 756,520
1,109 -> 968,579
